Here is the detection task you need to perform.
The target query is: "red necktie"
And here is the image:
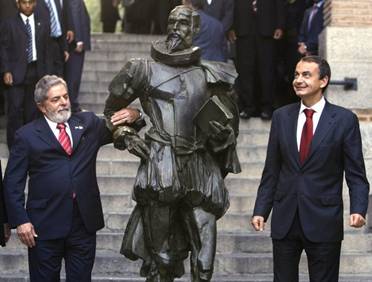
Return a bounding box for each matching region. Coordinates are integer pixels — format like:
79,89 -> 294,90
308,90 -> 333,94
299,109 -> 315,164
57,123 -> 72,155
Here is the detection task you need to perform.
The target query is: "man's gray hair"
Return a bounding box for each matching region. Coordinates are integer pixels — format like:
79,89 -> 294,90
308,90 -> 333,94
34,75 -> 67,104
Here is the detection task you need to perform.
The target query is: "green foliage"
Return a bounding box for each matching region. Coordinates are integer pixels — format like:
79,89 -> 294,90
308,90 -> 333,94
86,0 -> 102,32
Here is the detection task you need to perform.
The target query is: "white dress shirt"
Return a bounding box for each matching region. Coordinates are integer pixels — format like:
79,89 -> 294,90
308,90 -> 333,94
296,96 -> 325,151
44,116 -> 74,148
206,0 -> 212,5
20,13 -> 37,62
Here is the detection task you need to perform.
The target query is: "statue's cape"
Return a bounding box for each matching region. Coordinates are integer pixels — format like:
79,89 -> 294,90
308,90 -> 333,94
200,60 -> 237,85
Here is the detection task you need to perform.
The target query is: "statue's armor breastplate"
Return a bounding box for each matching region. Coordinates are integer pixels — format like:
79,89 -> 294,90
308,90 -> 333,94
146,62 -> 209,138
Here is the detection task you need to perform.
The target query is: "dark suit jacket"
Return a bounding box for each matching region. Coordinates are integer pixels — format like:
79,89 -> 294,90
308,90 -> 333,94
0,13 -> 50,85
68,0 -> 91,50
193,10 -> 226,62
4,112 -> 112,240
0,0 -> 17,22
100,0 -> 120,23
298,3 -> 324,53
0,163 -> 6,247
202,0 -> 234,33
35,0 -> 72,53
233,0 -> 285,37
253,101 -> 369,242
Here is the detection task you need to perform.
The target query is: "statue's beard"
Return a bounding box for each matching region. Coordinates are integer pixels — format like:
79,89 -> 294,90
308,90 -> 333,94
166,33 -> 186,53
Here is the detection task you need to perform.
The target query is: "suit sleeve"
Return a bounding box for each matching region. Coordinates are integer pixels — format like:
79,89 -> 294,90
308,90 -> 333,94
68,0 -> 83,42
0,20 -> 11,73
222,0 -> 234,32
298,9 -> 309,43
343,114 -> 370,217
253,111 -> 282,220
275,0 -> 285,30
3,131 -> 30,227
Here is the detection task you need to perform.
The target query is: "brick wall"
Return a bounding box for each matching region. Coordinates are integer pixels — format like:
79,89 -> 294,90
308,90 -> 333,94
324,0 -> 372,27
353,109 -> 372,122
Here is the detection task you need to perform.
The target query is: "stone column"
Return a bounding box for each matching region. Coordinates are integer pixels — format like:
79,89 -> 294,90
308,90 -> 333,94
320,0 -> 372,109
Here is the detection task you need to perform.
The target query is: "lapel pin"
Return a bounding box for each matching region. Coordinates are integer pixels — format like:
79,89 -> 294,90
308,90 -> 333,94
74,126 -> 84,130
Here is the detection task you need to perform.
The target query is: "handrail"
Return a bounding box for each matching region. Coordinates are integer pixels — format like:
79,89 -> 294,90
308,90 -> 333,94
329,77 -> 357,91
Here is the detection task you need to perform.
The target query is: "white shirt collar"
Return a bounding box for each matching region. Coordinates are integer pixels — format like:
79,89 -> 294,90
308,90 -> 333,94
299,96 -> 326,115
20,13 -> 34,24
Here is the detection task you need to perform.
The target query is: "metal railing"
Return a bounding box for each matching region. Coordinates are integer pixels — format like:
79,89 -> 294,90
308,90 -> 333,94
329,77 -> 358,91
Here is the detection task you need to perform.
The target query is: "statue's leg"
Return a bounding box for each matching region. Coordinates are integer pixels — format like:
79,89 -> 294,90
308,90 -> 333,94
183,207 -> 217,282
141,200 -> 182,282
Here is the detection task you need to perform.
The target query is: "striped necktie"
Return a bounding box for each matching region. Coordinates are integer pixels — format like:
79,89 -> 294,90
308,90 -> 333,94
45,0 -> 61,37
57,123 -> 72,155
25,18 -> 33,63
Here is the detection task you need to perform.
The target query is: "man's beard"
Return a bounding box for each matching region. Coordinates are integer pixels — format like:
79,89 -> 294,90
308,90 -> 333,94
46,107 -> 71,123
166,33 -> 185,53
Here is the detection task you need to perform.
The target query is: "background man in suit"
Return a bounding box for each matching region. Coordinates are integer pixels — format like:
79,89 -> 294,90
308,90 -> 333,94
232,0 -> 285,120
298,0 -> 324,56
183,0 -> 226,62
64,0 -> 90,112
251,56 -> 369,281
0,163 -> 11,247
0,0 -> 18,116
35,0 -> 74,77
4,75 -> 141,281
0,0 -> 51,148
100,0 -> 120,33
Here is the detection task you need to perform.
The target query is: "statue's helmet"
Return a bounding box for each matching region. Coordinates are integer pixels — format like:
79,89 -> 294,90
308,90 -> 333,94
166,5 -> 200,53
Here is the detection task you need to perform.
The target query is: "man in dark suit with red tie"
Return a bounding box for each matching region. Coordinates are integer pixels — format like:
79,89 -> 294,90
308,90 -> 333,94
4,75 -> 142,281
251,56 -> 369,281
0,0 -> 51,148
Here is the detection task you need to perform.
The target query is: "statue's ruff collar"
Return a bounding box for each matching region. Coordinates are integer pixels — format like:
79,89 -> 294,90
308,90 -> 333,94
151,40 -> 201,66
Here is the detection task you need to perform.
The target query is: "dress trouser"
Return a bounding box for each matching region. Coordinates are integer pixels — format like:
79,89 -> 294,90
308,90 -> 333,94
272,212 -> 341,282
28,200 -> 96,282
235,34 -> 276,113
65,49 -> 85,112
6,62 -> 39,149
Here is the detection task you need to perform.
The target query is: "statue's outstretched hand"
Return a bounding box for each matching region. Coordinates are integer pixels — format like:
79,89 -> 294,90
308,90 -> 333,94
208,121 -> 235,152
119,134 -> 150,160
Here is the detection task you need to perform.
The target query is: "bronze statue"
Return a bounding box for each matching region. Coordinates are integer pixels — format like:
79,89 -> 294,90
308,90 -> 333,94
104,5 -> 241,282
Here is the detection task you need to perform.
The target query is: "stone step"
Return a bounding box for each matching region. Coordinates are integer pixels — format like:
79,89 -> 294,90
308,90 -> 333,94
85,51 -> 149,62
100,208 -> 366,234
91,42 -> 152,53
91,33 -> 162,43
82,70 -> 117,83
5,231 -> 372,258
1,249 -> 371,277
1,273 -> 372,282
84,59 -> 149,72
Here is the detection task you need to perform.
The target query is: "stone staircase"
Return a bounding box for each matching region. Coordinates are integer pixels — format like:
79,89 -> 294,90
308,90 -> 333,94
0,33 -> 371,281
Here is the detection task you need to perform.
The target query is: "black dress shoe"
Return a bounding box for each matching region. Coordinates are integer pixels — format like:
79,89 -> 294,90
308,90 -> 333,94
260,110 -> 272,120
239,110 -> 253,119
